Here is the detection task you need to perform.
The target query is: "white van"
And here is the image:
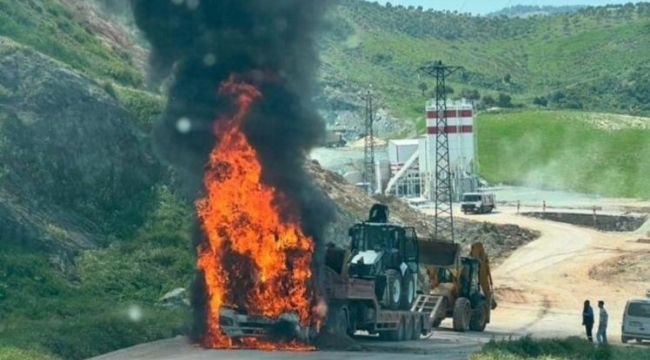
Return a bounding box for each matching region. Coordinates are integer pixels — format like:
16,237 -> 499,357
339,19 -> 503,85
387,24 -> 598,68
460,192 -> 496,214
621,298 -> 650,343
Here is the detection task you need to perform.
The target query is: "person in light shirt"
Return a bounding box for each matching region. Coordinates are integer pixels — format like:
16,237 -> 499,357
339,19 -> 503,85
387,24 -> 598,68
596,300 -> 608,344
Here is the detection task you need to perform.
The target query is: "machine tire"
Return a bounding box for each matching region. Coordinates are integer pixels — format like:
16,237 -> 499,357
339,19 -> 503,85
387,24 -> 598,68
400,271 -> 416,310
404,316 -> 414,341
384,269 -> 402,311
622,336 -> 629,344
636,338 -> 643,343
346,307 -> 357,337
325,305 -> 348,335
452,297 -> 471,332
388,316 -> 406,341
412,316 -> 422,340
469,300 -> 488,332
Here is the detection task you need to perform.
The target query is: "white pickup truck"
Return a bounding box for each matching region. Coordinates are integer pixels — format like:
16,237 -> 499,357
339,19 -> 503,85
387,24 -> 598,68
460,192 -> 496,214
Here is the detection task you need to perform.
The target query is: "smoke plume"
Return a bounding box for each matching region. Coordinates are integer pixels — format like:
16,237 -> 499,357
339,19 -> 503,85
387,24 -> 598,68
129,0 -> 336,341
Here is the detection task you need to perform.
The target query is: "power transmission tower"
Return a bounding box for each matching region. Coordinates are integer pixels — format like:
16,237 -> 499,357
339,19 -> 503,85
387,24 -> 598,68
362,90 -> 375,194
419,61 -> 464,243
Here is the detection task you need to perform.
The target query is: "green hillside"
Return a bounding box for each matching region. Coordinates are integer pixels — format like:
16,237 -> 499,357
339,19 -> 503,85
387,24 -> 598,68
476,110 -> 650,198
0,0 -> 142,86
325,1 -> 650,128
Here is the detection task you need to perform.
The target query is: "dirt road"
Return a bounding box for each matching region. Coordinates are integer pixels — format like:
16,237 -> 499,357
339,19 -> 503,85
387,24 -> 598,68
89,203 -> 650,360
453,205 -> 650,343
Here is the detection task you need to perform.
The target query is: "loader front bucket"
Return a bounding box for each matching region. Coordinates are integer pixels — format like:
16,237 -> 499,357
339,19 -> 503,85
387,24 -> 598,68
418,240 -> 460,267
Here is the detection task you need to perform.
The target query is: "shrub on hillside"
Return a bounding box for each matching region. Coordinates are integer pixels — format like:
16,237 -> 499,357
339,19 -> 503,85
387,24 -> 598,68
475,336 -> 612,360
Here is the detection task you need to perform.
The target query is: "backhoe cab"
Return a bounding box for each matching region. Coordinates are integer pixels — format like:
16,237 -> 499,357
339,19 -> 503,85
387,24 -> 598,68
347,204 -> 420,311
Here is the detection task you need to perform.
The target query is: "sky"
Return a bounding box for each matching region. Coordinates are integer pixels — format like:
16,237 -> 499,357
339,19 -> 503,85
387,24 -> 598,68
382,1 -> 632,15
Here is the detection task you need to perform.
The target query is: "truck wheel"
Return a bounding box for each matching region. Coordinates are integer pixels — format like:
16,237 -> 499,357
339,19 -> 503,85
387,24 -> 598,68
388,316 -> 405,341
400,271 -> 416,310
411,316 -> 421,340
324,305 -> 348,335
622,336 -> 629,344
384,269 -> 402,310
404,316 -> 414,341
452,297 -> 471,332
469,300 -> 488,332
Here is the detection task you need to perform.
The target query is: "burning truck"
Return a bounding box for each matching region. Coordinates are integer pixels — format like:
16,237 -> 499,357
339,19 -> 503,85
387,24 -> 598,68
130,0 -> 337,350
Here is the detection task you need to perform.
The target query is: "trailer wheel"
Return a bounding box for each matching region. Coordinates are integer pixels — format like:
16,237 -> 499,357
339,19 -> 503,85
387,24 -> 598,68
400,271 -> 416,310
383,269 -> 402,310
469,300 -> 488,332
452,297 -> 471,332
387,316 -> 405,341
404,316 -> 414,341
412,316 -> 422,340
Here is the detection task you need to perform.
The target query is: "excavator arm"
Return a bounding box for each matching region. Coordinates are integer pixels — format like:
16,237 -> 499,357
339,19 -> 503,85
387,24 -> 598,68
469,242 -> 497,310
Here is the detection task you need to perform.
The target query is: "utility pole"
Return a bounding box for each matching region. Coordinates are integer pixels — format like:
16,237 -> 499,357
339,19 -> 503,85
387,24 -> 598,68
362,89 -> 375,195
419,61 -> 464,243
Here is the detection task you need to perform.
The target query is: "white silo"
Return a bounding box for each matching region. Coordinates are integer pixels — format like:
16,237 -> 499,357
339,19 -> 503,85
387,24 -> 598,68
424,100 -> 478,200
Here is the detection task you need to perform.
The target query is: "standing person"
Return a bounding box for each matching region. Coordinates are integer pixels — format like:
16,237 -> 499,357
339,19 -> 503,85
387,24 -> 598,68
597,300 -> 608,344
582,300 -> 594,342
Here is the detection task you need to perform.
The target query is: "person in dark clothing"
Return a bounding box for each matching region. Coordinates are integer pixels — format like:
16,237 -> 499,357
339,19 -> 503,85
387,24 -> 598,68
582,300 -> 595,342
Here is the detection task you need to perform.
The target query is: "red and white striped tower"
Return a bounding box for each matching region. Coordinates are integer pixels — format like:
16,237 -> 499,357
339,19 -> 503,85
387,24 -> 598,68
422,100 -> 477,199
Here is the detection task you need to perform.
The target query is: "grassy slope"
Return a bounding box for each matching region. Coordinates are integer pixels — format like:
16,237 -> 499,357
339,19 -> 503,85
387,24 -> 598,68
473,336 -> 650,360
325,2 -> 650,124
0,2 -> 178,359
0,187 -> 193,360
0,0 -> 141,87
476,110 -> 650,198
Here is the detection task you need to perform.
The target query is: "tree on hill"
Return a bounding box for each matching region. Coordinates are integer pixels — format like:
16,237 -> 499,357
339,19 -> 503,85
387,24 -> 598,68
418,82 -> 428,96
482,95 -> 496,107
533,96 -> 548,107
497,93 -> 513,107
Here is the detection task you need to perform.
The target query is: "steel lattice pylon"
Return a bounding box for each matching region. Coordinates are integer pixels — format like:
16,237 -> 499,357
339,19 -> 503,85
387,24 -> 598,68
362,90 -> 375,194
419,61 -> 464,243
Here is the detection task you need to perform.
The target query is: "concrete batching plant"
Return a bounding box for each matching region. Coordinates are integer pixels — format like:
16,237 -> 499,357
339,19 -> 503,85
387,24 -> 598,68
382,99 -> 479,201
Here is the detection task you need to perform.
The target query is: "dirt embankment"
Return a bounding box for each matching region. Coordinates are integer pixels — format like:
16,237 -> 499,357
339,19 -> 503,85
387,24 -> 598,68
589,250 -> 650,282
308,161 -> 540,263
522,212 -> 647,232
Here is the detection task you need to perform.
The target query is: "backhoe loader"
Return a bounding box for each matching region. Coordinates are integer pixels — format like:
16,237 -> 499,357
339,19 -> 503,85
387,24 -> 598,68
416,240 -> 497,332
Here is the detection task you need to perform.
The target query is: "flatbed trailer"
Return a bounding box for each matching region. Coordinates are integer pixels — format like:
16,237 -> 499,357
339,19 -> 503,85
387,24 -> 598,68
323,250 -> 445,341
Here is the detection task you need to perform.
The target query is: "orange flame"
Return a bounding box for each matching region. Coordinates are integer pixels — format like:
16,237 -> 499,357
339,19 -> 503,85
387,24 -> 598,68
196,75 -> 318,350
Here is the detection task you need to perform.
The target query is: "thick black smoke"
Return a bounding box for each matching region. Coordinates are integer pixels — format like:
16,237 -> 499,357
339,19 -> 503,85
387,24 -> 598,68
129,0 -> 337,342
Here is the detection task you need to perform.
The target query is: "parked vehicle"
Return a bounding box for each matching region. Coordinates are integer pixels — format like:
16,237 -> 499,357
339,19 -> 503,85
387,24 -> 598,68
418,240 -> 497,332
621,297 -> 650,343
461,192 -> 496,214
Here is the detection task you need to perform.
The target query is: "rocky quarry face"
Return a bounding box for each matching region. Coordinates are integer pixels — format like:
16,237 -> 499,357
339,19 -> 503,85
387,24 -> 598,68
315,75 -> 415,139
0,37 -> 161,259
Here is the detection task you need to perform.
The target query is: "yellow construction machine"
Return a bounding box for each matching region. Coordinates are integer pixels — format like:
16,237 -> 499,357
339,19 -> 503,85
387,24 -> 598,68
414,240 -> 497,332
